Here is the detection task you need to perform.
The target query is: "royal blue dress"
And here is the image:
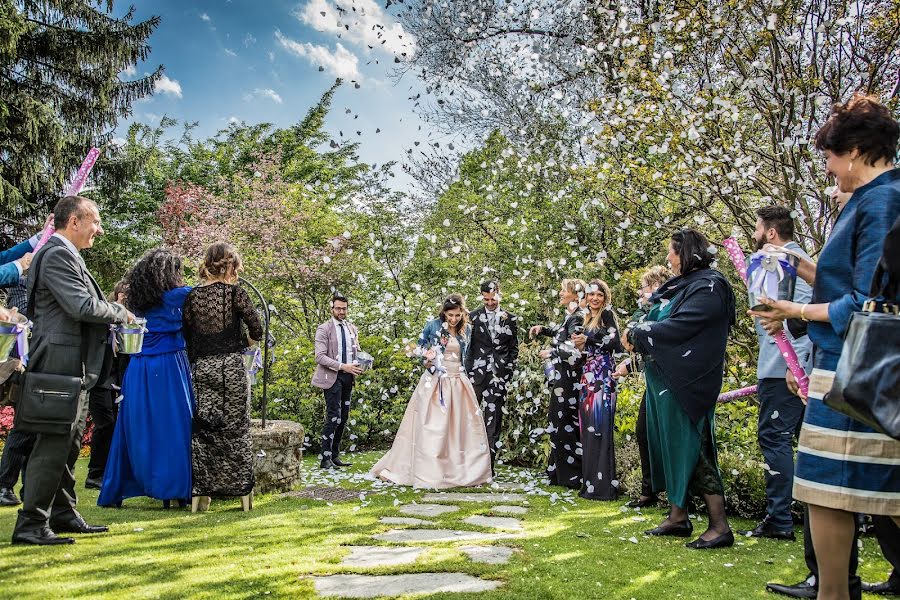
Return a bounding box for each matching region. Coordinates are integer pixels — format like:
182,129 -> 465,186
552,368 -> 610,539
99,287 -> 195,506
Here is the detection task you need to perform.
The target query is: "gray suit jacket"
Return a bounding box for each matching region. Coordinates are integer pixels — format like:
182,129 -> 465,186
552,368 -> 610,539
311,319 -> 359,390
27,237 -> 129,390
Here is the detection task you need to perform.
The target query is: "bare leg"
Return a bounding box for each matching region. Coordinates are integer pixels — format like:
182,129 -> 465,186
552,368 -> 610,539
809,503 -> 855,600
697,493 -> 731,541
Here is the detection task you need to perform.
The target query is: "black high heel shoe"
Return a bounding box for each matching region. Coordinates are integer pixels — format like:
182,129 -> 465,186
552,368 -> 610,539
686,530 -> 735,549
645,520 -> 693,537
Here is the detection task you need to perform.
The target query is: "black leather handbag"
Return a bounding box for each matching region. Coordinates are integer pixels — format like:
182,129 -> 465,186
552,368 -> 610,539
14,371 -> 83,435
824,217 -> 900,439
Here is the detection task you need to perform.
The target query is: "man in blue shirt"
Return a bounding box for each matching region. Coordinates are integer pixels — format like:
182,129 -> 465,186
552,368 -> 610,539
740,206 -> 812,540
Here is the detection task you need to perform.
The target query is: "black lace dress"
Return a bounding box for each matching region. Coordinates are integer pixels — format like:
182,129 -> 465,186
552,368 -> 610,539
183,283 -> 263,497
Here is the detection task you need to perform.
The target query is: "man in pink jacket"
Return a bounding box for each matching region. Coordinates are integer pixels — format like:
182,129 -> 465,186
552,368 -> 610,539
311,293 -> 361,469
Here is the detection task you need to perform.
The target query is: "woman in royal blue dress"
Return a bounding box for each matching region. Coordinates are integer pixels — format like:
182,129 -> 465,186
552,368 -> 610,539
99,249 -> 194,508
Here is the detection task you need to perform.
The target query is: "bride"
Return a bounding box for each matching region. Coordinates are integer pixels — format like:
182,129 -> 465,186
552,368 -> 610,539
370,294 -> 493,488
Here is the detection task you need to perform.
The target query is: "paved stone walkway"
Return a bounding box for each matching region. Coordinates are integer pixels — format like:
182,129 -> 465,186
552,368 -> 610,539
310,483 -> 529,597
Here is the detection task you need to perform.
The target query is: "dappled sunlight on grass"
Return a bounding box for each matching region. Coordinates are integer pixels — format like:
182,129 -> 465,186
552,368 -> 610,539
0,453 -> 893,599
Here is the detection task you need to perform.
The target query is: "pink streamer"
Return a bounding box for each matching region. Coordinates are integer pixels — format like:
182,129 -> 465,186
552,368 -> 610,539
722,237 -> 809,397
717,384 -> 757,403
34,148 -> 101,252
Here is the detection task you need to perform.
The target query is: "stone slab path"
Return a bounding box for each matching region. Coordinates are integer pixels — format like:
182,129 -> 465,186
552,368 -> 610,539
461,545 -> 515,565
340,546 -> 425,568
309,482 -> 534,596
491,505 -> 527,515
374,528 -> 514,543
379,516 -> 432,526
399,503 -> 460,517
463,515 -> 523,531
421,492 -> 526,503
313,573 -> 501,598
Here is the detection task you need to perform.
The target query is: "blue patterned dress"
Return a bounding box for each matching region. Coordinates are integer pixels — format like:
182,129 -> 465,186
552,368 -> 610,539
793,169 -> 900,516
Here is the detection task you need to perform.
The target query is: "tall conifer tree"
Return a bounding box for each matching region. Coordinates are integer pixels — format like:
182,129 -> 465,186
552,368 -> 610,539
0,0 -> 162,215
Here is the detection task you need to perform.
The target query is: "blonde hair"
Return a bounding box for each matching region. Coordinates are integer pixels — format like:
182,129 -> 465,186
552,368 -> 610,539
560,278 -> 587,300
584,279 -> 613,330
199,242 -> 243,281
639,265 -> 674,290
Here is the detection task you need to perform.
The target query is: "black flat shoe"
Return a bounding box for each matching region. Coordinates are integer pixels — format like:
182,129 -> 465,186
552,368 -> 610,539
738,519 -> 796,540
50,517 -> 109,534
645,520 -> 693,537
0,486 -> 21,506
686,530 -> 735,549
862,580 -> 900,595
626,495 -> 658,509
84,477 -> 103,490
320,459 -> 337,470
765,579 -> 817,598
332,458 -> 353,467
12,527 -> 75,545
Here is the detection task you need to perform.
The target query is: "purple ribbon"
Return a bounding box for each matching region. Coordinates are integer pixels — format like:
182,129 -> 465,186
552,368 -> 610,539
244,348 -> 262,379
747,252 -> 797,299
1,321 -> 31,366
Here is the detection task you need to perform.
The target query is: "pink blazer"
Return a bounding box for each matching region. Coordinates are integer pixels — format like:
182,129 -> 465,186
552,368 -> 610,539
311,319 -> 360,389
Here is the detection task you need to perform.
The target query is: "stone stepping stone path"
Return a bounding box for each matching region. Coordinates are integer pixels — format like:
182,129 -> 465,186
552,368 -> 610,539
463,515 -> 523,531
461,545 -> 515,565
421,492 -> 526,503
314,573 -> 501,598
340,546 -> 425,568
311,485 -> 532,596
398,503 -> 460,517
374,528 -> 514,543
379,516 -> 432,526
491,505 -> 527,515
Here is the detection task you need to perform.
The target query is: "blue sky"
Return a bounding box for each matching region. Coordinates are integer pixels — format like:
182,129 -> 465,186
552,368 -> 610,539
119,0 -> 445,193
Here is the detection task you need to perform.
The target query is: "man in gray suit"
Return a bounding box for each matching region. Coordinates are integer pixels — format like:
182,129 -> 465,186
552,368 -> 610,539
11,196 -> 133,546
311,293 -> 361,469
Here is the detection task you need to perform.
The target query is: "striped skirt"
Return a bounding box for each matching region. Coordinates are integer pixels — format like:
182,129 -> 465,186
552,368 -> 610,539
793,369 -> 900,516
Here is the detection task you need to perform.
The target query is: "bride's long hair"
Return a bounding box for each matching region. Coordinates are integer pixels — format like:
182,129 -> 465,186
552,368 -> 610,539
438,293 -> 469,336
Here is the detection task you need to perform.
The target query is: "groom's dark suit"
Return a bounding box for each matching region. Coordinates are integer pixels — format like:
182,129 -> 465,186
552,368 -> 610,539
12,235 -> 128,542
465,306 -> 519,470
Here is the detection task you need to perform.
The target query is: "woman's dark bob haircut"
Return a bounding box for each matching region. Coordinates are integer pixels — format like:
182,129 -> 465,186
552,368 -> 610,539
815,93 -> 899,166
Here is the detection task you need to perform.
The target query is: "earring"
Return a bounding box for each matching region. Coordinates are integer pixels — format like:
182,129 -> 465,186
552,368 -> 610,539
848,161 -> 854,172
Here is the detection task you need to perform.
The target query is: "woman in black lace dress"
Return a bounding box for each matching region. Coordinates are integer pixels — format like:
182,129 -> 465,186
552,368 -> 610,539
183,242 -> 263,512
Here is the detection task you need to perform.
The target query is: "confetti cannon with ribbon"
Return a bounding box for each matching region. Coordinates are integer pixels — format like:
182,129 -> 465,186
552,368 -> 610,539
34,147 -> 102,252
723,237 -> 810,397
747,250 -> 800,311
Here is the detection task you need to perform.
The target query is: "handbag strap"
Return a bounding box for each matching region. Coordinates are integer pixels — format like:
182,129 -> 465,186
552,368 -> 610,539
869,214 -> 900,300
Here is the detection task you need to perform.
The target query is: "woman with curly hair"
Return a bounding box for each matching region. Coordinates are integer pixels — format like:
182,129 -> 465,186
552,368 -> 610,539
370,293 -> 493,488
99,249 -> 194,508
183,242 -> 262,511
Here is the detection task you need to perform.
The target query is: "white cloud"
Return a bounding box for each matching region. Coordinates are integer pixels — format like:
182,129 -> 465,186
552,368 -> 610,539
275,30 -> 359,78
224,48 -> 237,57
268,51 -> 275,62
154,74 -> 182,98
244,88 -> 283,104
295,0 -> 415,57
200,12 -> 211,21
122,65 -> 137,77
244,33 -> 257,47
228,116 -> 242,124
111,136 -> 128,147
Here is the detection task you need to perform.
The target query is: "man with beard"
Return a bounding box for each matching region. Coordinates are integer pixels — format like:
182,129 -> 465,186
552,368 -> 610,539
739,205 -> 812,541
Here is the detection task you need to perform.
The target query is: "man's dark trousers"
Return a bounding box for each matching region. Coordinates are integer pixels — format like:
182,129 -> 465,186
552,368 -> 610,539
16,390 -> 90,533
871,516 -> 900,589
757,378 -> 805,530
321,371 -> 353,462
473,378 -> 507,469
0,428 -> 37,491
635,393 -> 652,498
87,386 -> 118,481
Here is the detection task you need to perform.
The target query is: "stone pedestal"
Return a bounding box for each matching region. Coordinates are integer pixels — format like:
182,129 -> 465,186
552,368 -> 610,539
250,419 -> 305,493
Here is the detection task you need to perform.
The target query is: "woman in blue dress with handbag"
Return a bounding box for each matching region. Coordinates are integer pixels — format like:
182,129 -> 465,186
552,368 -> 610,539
751,94 -> 900,599
99,249 -> 194,508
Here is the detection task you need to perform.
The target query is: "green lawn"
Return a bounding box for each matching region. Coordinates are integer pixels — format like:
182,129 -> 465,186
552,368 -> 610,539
0,451 -> 892,599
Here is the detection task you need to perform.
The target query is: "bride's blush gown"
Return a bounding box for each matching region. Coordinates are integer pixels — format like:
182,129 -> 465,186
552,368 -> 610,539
370,337 -> 493,488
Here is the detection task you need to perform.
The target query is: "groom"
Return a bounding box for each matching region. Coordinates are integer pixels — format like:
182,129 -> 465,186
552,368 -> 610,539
312,293 -> 361,469
465,280 -> 519,473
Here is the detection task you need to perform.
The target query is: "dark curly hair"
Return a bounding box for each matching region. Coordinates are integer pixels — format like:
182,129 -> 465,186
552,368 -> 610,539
815,93 -> 899,166
125,248 -> 185,314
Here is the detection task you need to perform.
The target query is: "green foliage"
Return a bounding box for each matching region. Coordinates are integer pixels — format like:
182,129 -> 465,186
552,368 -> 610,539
0,0 -> 162,219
